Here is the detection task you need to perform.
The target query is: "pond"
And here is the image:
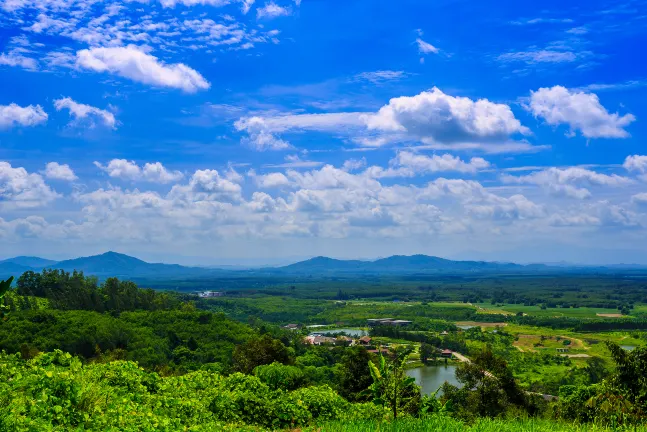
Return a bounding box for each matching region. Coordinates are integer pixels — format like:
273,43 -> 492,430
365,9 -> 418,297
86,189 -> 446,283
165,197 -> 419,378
621,345 -> 636,351
406,364 -> 462,396
309,328 -> 367,337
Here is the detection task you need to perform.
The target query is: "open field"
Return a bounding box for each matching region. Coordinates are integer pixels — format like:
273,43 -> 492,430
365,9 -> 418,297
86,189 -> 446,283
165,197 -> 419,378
474,303 -> 630,318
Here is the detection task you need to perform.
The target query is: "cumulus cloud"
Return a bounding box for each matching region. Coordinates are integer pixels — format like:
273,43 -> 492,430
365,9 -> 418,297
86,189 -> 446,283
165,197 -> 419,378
0,103 -> 48,129
364,87 -> 529,142
170,169 -> 242,203
368,151 -> 490,178
0,162 -> 59,208
502,167 -> 632,199
54,97 -> 117,128
527,86 -> 636,138
94,159 -> 184,183
76,46 -> 210,93
256,2 -> 290,19
44,162 -> 77,181
623,155 -> 647,174
234,88 -> 533,153
254,172 -> 291,188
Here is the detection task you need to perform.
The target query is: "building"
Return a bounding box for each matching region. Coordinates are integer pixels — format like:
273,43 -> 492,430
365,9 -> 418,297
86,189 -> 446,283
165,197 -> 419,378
283,324 -> 300,330
305,335 -> 336,345
391,320 -> 413,326
197,291 -> 223,298
556,348 -> 569,353
359,336 -> 372,345
440,349 -> 453,358
367,318 -> 412,327
367,318 -> 395,326
440,330 -> 449,336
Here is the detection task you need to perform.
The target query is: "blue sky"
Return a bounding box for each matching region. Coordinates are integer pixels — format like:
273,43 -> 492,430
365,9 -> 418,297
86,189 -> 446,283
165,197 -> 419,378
1,0 -> 646,265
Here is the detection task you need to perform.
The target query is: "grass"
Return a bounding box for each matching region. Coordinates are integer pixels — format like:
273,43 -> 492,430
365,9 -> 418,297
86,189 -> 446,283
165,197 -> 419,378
305,417 -> 647,431
474,303 -> 628,319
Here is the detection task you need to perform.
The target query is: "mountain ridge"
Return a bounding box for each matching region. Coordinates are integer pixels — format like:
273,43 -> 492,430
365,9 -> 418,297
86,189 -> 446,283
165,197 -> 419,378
1,251 -> 646,282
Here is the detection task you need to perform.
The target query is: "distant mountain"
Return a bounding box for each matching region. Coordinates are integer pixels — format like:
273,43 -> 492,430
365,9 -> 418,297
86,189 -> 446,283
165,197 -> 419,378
278,254 -> 550,274
0,262 -> 35,279
0,256 -> 58,268
49,251 -> 214,279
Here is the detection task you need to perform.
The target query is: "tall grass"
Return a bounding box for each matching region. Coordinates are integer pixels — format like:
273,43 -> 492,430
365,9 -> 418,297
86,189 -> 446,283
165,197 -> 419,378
306,417 -> 647,431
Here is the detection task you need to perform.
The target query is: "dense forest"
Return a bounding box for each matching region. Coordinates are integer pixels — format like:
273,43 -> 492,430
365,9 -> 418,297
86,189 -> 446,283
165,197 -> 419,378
2,270 -> 647,430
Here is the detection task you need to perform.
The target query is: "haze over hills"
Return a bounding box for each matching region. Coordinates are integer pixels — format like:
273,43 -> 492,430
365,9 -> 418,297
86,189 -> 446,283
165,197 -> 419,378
276,254 -> 550,274
1,251 -> 647,282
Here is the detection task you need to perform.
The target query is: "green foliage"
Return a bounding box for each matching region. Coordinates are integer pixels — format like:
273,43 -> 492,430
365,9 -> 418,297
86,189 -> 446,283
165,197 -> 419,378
16,270 -> 180,312
254,362 -> 307,390
0,276 -> 13,318
0,309 -> 255,371
233,334 -> 294,374
338,346 -> 373,402
0,351 -> 376,431
365,347 -> 420,419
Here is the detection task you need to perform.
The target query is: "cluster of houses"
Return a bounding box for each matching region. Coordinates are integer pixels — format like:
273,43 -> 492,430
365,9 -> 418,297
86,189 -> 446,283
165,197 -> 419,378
304,334 -> 372,347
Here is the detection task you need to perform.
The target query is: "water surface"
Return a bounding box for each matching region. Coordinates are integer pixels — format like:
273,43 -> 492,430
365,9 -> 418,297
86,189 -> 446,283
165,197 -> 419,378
406,365 -> 461,396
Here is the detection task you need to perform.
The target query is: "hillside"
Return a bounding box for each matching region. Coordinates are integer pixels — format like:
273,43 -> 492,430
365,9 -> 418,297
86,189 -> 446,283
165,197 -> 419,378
50,251 -> 213,278
278,254 -> 546,274
0,256 -> 58,268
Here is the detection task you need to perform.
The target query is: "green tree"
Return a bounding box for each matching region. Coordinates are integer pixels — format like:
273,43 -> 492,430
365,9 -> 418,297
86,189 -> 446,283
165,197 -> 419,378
0,276 -> 14,318
338,346 -> 373,401
419,343 -> 434,364
232,334 -> 294,374
365,347 -> 420,419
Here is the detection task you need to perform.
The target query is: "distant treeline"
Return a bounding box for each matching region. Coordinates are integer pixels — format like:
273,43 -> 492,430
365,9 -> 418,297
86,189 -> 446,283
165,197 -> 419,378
10,269 -> 182,312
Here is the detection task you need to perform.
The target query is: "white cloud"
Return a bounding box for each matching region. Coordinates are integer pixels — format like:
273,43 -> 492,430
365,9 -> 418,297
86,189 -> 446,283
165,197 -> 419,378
623,155 -> 647,174
76,46 -> 210,93
254,172 -> 291,188
234,88 -> 534,153
0,49 -> 38,71
368,151 -> 490,178
44,162 -> 77,181
264,154 -> 323,168
364,87 -> 529,143
256,2 -> 290,19
170,169 -> 242,203
241,0 -> 255,13
54,97 -> 117,129
0,162 -> 59,208
498,50 -> 585,64
352,70 -> 409,85
234,114 -> 364,151
416,38 -> 439,54
0,103 -> 48,129
94,159 -> 184,183
342,158 -> 367,172
502,167 -> 632,199
159,0 -> 231,6
527,86 -> 635,138
631,193 -> 647,206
